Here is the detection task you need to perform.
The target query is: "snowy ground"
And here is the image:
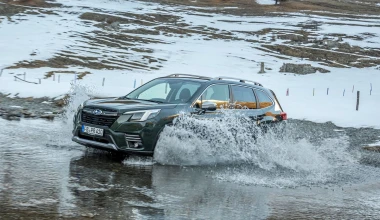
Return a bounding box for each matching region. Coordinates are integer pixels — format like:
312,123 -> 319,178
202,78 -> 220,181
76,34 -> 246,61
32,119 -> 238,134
0,0 -> 379,128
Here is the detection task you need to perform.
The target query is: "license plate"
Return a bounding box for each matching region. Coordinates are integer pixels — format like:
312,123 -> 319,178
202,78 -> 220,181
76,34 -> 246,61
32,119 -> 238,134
81,125 -> 104,136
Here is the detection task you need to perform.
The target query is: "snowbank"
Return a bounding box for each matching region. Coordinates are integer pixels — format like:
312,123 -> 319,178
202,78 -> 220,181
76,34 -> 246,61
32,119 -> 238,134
256,0 -> 275,5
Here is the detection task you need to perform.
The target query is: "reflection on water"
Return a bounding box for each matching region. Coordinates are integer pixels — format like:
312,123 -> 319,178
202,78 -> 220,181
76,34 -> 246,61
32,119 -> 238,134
1,118 -> 380,219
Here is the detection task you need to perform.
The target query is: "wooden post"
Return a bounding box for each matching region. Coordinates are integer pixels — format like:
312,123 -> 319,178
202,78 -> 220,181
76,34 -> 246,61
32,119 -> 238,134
370,83 -> 372,95
74,73 -> 77,84
356,91 -> 360,111
286,88 -> 289,96
313,88 -> 315,96
102,77 -> 105,86
53,74 -> 55,81
39,79 -> 41,84
258,62 -> 266,74
327,88 -> 329,95
58,75 -> 60,83
352,85 -> 354,93
23,72 -> 26,80
343,89 -> 345,96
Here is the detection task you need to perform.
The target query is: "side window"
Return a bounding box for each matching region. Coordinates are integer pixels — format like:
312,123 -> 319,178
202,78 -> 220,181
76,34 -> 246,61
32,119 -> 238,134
255,90 -> 273,109
231,86 -> 257,109
195,84 -> 230,109
175,82 -> 201,101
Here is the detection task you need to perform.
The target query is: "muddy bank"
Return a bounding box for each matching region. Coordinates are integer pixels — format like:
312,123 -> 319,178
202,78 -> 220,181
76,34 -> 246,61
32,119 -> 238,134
0,93 -> 65,120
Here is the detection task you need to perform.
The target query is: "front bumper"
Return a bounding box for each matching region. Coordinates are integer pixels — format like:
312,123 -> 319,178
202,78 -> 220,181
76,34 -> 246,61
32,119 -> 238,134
72,119 -> 157,156
72,135 -> 118,151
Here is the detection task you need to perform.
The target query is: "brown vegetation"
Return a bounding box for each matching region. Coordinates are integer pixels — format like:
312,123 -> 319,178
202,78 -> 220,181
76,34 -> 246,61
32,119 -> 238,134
0,0 -> 60,7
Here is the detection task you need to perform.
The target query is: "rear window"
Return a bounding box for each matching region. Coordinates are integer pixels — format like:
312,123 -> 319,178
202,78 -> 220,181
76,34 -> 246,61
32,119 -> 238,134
255,90 -> 273,109
231,86 -> 257,109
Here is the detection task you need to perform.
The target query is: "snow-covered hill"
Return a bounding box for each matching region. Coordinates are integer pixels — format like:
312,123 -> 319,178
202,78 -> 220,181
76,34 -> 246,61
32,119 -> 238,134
0,0 -> 379,128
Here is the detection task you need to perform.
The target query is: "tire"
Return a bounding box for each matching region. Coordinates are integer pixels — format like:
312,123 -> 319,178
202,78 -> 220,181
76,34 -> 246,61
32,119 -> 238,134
110,152 -> 128,161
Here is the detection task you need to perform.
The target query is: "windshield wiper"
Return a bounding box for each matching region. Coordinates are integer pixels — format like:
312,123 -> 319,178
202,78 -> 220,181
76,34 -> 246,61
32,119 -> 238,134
119,96 -> 130,100
136,99 -> 165,103
121,97 -> 165,103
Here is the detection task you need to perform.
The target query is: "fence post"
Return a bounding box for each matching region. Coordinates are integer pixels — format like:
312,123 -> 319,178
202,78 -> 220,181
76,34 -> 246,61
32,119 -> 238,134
58,75 -> 60,83
327,88 -> 329,95
53,74 -> 55,81
134,79 -> 136,88
39,78 -> 41,84
23,72 -> 26,80
356,91 -> 360,111
258,62 -> 266,74
74,73 -> 77,84
286,88 -> 289,96
343,89 -> 345,96
313,88 -> 315,96
370,83 -> 372,95
102,77 -> 105,86
352,85 -> 354,93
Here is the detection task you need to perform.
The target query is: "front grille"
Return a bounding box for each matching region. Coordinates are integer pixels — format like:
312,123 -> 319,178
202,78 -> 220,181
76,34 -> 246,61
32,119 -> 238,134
81,111 -> 118,127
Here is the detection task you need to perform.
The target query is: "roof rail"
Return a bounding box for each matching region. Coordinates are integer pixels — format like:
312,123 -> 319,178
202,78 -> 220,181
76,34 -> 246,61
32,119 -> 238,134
214,76 -> 263,87
165,74 -> 211,80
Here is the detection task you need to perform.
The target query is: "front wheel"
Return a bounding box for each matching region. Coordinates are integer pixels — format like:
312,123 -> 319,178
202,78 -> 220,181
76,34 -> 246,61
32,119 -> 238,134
109,152 -> 128,161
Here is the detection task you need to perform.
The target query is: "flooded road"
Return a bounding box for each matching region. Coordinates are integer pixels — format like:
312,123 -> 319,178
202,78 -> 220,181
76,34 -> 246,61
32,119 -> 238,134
1,118 -> 380,219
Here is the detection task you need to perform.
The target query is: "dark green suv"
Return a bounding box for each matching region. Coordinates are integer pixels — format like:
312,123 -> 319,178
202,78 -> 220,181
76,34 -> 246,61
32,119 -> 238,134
72,74 -> 286,156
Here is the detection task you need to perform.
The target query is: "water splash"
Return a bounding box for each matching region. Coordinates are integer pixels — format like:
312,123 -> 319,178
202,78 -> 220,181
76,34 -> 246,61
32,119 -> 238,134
59,83 -> 96,122
52,83 -> 96,146
154,111 -> 356,187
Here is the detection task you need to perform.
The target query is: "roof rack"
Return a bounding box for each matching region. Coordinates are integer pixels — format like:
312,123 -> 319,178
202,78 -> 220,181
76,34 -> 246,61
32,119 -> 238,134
165,74 -> 211,80
214,76 -> 263,87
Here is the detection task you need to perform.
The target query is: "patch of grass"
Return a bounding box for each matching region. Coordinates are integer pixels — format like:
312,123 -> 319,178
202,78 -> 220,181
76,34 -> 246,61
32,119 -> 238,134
77,71 -> 91,80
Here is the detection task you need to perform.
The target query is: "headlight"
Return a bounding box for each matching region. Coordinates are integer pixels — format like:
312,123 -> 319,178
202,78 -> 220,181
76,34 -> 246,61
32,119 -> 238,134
123,109 -> 161,122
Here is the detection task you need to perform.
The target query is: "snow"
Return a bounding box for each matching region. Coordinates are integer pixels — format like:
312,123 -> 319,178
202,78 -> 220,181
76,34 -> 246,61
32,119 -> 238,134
256,0 -> 275,5
1,0 -> 380,129
368,141 -> 380,147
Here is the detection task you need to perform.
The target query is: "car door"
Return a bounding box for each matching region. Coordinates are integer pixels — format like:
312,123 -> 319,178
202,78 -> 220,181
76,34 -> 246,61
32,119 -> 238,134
192,84 -> 231,118
230,85 -> 264,120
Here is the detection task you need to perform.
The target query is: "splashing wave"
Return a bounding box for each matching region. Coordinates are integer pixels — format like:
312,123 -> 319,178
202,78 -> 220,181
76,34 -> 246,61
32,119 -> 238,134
154,112 -> 356,187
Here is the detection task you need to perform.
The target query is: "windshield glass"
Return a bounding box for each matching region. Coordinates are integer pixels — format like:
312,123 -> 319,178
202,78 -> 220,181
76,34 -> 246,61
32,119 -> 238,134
125,78 -> 203,104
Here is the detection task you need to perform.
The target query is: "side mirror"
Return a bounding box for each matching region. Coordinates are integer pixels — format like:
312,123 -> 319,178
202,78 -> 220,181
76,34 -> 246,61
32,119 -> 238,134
202,101 -> 217,111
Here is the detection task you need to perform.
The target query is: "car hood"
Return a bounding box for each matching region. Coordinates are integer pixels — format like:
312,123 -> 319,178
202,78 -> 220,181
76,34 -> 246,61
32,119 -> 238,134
84,98 -> 178,112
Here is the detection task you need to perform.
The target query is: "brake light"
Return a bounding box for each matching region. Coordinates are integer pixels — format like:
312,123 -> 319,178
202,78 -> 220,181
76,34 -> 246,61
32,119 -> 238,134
280,112 -> 287,120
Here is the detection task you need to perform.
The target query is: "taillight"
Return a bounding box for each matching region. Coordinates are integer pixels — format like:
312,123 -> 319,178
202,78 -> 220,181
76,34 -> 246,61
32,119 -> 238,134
280,112 -> 287,120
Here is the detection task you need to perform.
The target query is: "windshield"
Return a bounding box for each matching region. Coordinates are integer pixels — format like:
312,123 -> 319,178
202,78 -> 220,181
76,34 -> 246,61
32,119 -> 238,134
125,78 -> 203,104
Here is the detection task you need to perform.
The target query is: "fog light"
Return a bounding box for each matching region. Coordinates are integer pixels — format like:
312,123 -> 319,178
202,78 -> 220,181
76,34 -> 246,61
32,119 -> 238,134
134,142 -> 139,148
